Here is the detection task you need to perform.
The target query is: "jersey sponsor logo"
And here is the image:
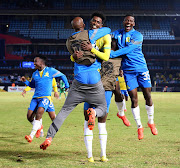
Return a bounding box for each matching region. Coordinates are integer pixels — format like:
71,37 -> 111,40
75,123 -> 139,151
142,71 -> 150,80
44,72 -> 49,77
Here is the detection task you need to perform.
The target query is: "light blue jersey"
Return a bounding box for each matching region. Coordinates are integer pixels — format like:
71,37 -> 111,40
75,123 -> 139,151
111,28 -> 148,71
73,27 -> 111,84
24,67 -> 69,98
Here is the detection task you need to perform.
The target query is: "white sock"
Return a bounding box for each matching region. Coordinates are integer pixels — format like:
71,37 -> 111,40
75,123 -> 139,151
30,120 -> 41,139
116,101 -> 125,116
94,109 -> 97,117
123,99 -> 127,111
98,122 -> 107,157
131,106 -> 142,129
84,120 -> 93,158
146,104 -> 154,124
39,118 -> 43,133
31,118 -> 35,125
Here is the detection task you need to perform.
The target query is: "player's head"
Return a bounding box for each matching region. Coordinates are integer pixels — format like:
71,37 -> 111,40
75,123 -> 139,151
34,55 -> 47,70
123,14 -> 135,32
71,17 -> 85,32
119,69 -> 123,77
90,12 -> 106,29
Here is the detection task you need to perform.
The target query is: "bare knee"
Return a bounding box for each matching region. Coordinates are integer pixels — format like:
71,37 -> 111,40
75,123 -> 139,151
27,110 -> 35,122
98,114 -> 107,123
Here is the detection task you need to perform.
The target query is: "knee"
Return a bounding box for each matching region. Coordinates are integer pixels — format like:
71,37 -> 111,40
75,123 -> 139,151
27,114 -> 33,122
131,97 -> 138,107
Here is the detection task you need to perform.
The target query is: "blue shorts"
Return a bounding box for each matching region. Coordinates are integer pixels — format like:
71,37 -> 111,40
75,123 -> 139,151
46,102 -> 55,112
28,98 -> 50,113
123,69 -> 152,91
121,90 -> 128,97
84,91 -> 112,113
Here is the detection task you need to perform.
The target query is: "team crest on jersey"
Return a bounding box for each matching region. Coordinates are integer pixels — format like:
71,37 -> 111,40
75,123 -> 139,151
44,72 -> 49,77
126,37 -> 130,43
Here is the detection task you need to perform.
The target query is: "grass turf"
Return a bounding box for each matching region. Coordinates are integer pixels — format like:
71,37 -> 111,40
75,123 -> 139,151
0,92 -> 179,168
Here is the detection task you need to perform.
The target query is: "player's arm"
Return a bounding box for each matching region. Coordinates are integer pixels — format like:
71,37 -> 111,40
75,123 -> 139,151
81,34 -> 111,61
110,33 -> 143,58
21,76 -> 35,88
91,34 -> 111,61
21,86 -> 32,97
52,69 -> 69,89
52,78 -> 59,99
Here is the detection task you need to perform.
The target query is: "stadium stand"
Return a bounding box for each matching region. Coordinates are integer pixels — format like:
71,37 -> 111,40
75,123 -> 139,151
0,0 -> 179,91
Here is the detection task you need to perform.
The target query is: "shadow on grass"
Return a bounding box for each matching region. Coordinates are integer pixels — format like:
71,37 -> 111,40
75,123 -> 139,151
0,148 -> 86,163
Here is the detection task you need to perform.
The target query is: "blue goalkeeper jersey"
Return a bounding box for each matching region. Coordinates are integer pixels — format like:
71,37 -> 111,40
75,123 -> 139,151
111,28 -> 148,71
24,67 -> 69,98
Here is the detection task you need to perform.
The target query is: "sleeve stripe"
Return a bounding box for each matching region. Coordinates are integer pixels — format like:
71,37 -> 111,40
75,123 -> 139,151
53,71 -> 61,77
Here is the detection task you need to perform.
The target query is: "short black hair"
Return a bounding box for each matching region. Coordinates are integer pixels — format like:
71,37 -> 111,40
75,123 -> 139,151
124,14 -> 135,21
91,12 -> 106,24
36,55 -> 47,64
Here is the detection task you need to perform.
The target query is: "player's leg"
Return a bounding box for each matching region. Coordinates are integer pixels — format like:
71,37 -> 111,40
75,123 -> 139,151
27,98 -> 38,123
114,85 -> 130,126
138,70 -> 158,135
83,104 -> 94,162
98,116 -> 108,162
141,87 -> 158,135
64,90 -> 67,99
38,102 -> 56,137
27,98 -> 49,141
97,91 -> 111,162
25,99 -> 38,142
128,88 -> 144,140
123,90 -> 129,111
40,80 -> 87,150
124,71 -> 143,139
59,89 -> 62,99
86,80 -> 107,118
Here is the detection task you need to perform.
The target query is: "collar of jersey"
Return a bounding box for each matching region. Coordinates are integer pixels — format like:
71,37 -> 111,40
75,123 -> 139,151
38,66 -> 46,72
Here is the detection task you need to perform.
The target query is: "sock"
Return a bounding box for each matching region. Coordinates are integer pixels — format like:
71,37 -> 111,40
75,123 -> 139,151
146,104 -> 154,124
131,106 -> 142,129
84,120 -> 93,158
39,118 -> 43,133
30,120 -> 41,139
123,99 -> 127,111
116,101 -> 125,116
98,122 -> 107,158
31,117 -> 35,125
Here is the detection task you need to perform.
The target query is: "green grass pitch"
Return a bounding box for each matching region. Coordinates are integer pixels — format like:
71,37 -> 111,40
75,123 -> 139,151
0,92 -> 180,168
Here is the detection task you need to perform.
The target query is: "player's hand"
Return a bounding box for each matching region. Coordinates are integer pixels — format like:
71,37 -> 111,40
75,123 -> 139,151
81,41 -> 92,51
73,51 -> 83,60
54,92 -> 59,99
21,90 -> 26,97
21,76 -> 26,82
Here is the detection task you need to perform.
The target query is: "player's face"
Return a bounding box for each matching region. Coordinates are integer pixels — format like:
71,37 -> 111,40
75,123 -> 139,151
123,16 -> 135,32
120,70 -> 123,77
90,16 -> 103,29
34,57 -> 43,70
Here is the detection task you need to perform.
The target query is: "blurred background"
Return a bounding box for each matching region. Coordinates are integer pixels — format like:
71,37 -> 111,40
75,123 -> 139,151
0,0 -> 179,92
